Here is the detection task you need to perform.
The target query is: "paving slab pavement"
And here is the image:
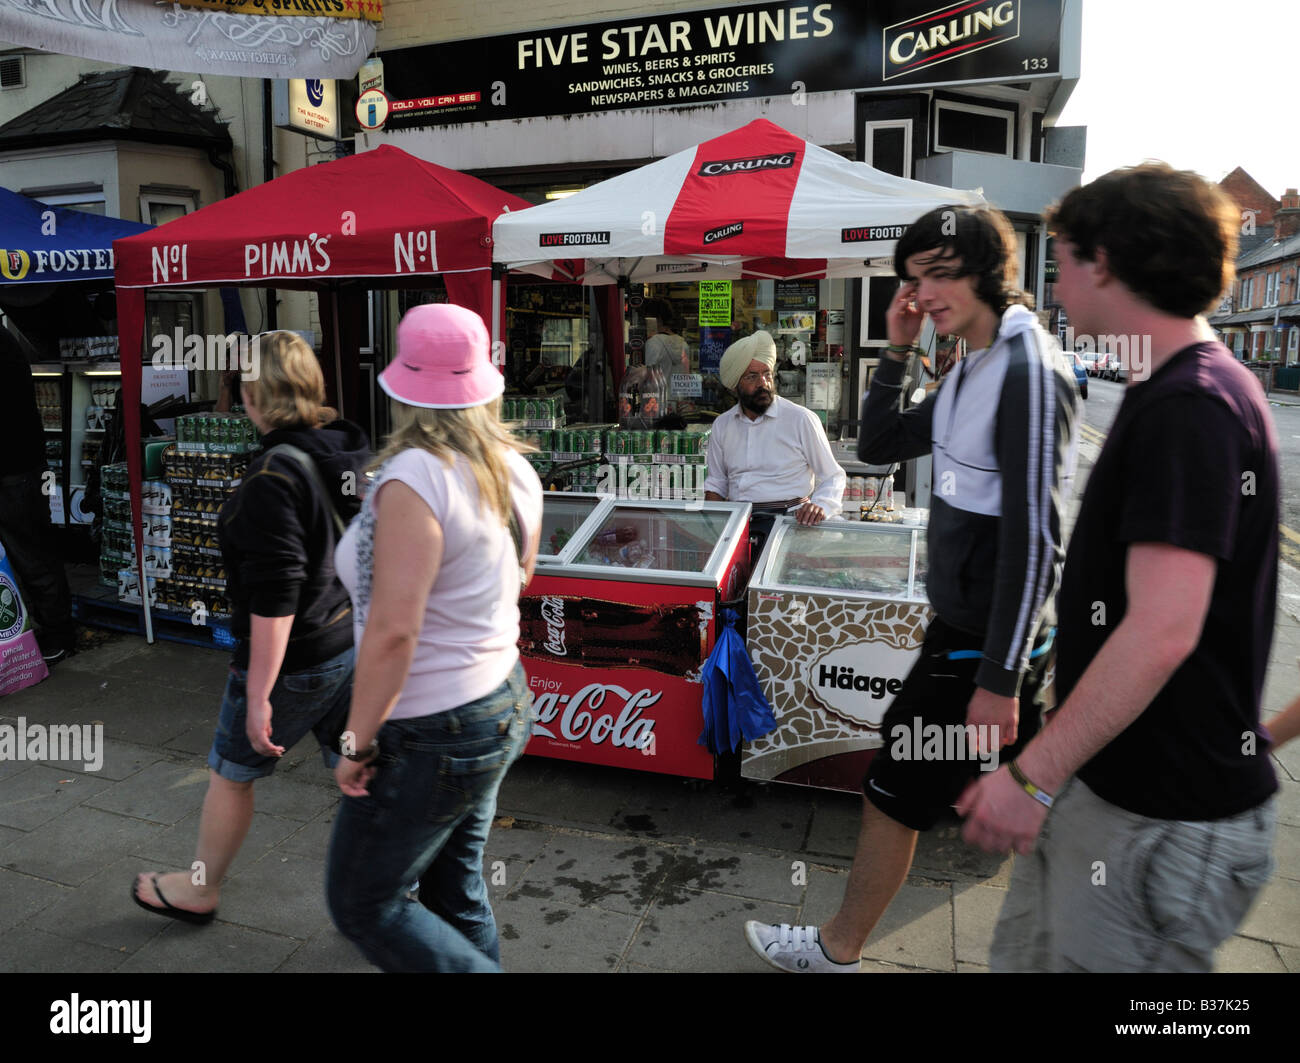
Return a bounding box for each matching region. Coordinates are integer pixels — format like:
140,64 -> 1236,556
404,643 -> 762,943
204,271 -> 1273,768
0,629 -> 1295,977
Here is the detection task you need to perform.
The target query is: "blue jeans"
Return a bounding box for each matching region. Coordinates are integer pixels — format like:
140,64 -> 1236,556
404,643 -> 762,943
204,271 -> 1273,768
208,646 -> 354,783
326,662 -> 532,973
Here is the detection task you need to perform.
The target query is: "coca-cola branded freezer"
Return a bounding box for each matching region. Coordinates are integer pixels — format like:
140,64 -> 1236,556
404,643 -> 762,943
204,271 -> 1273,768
519,495 -> 751,779
742,516 -> 932,793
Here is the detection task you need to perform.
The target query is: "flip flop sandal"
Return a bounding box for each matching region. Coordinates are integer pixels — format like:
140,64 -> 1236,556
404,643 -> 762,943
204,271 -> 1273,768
131,874 -> 216,926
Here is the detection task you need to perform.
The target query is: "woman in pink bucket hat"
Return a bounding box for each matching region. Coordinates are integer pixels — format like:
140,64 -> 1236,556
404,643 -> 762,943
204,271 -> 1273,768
326,303 -> 543,972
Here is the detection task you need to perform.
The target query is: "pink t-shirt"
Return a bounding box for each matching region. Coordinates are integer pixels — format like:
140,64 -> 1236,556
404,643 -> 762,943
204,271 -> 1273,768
335,447 -> 543,719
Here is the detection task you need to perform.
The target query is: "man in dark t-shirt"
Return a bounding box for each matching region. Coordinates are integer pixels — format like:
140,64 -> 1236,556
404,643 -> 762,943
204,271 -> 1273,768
957,163 -> 1279,972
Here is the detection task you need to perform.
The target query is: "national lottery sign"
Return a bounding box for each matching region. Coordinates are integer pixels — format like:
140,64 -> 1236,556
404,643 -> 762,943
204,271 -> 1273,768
378,0 -> 1063,129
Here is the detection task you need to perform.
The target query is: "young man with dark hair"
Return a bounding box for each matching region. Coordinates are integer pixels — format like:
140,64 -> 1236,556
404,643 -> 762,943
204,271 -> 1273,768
744,204 -> 1079,972
958,162 -> 1279,972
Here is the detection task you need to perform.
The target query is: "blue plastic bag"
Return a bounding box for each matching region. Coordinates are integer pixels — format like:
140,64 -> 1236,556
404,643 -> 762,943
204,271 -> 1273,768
698,609 -> 778,755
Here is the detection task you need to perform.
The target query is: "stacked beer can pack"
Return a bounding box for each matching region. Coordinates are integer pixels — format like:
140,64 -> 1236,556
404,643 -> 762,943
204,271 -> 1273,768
99,414 -> 258,621
841,474 -> 897,521
100,467 -> 170,605
508,420 -> 709,499
100,463 -> 134,587
503,395 -> 564,430
156,413 -> 259,620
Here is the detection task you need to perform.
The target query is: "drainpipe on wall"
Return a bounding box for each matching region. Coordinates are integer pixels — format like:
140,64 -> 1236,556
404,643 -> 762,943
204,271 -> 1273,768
262,78 -> 277,331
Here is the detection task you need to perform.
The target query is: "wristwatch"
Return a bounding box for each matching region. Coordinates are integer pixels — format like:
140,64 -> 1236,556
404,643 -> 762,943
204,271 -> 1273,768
344,738 -> 380,764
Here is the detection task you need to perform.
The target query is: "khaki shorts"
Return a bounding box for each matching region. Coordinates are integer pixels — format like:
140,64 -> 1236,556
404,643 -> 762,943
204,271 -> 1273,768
991,778 -> 1276,972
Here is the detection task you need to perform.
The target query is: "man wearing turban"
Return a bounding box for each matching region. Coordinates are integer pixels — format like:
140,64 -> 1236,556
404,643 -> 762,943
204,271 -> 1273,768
704,330 -> 845,556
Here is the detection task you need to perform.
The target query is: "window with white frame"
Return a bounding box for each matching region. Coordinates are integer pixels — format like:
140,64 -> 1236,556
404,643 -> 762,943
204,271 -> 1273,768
1288,327 -> 1299,364
32,188 -> 106,215
933,98 -> 1015,157
865,119 -> 913,178
139,188 -> 198,227
1266,271 -> 1279,307
1240,278 -> 1250,309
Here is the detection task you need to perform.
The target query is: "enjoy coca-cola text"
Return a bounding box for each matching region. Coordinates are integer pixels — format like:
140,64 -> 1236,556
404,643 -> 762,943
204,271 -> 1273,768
531,683 -> 659,750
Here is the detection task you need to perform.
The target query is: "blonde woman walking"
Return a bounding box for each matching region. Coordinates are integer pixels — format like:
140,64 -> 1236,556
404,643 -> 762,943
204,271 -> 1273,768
327,304 -> 542,972
133,332 -> 368,923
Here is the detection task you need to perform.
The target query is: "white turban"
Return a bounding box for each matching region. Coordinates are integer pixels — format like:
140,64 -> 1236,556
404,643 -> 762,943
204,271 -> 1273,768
719,330 -> 777,391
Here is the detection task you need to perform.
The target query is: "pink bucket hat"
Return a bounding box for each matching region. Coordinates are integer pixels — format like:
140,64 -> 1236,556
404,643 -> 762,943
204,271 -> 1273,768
379,303 -> 504,409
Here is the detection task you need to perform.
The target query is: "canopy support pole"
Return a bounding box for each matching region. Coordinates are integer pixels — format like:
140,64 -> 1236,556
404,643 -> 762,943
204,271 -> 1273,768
329,286 -> 345,418
491,264 -> 504,364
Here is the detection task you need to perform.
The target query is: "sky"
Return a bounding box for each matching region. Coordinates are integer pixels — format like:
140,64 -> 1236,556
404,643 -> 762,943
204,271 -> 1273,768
1056,0 -> 1295,198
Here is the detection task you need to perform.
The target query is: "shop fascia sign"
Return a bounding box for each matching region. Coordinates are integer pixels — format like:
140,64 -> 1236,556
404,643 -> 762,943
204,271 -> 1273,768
376,0 -> 1063,130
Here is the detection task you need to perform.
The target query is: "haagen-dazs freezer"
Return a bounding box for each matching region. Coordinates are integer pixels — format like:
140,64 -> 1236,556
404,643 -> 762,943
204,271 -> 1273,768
742,517 -> 932,793
518,495 -> 751,780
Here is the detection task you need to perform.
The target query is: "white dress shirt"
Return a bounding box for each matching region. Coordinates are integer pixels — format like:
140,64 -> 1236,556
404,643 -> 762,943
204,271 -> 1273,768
704,396 -> 845,516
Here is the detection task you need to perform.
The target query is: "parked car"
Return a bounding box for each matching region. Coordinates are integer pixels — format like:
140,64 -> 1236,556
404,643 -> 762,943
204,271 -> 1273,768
1061,351 -> 1088,400
1078,350 -> 1101,376
1099,353 -> 1122,380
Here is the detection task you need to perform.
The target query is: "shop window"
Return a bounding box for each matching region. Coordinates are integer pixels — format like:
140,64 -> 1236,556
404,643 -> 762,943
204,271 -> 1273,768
933,99 -> 1015,157
864,121 -> 912,178
860,275 -> 900,345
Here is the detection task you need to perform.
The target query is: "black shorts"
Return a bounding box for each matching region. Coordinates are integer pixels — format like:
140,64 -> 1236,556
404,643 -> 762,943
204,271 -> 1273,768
864,616 -> 1051,832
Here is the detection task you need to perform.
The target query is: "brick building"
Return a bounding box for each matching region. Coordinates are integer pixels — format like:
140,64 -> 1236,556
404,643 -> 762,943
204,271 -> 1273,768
1212,182 -> 1300,364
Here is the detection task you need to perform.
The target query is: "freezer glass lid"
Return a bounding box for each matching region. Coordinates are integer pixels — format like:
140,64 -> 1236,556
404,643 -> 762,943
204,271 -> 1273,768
771,523 -> 917,597
573,505 -> 731,572
538,495 -> 605,557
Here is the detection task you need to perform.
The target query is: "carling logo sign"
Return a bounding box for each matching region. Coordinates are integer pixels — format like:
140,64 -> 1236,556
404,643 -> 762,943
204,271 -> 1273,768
696,152 -> 796,177
884,0 -> 1020,81
703,222 -> 744,245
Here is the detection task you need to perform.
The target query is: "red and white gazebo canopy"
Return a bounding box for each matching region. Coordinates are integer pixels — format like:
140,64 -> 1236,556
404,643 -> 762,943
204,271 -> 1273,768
492,118 -> 986,283
115,144 -> 530,290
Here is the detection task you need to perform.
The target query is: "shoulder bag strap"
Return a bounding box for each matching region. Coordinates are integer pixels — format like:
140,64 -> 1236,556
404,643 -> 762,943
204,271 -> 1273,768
267,443 -> 347,538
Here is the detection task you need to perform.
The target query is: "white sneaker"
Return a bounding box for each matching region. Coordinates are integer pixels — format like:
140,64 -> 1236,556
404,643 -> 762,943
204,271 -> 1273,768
744,921 -> 859,973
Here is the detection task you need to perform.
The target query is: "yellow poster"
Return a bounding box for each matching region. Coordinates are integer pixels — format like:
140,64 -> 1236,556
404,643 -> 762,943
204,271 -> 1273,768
698,280 -> 732,327
169,0 -> 383,22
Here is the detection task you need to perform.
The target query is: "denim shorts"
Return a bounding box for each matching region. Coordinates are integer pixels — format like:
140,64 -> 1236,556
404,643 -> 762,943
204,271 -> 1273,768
991,778 -> 1276,972
207,646 -> 354,783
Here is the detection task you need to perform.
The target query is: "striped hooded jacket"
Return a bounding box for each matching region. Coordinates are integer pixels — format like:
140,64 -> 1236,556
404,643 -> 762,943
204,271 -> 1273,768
859,304 -> 1080,697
